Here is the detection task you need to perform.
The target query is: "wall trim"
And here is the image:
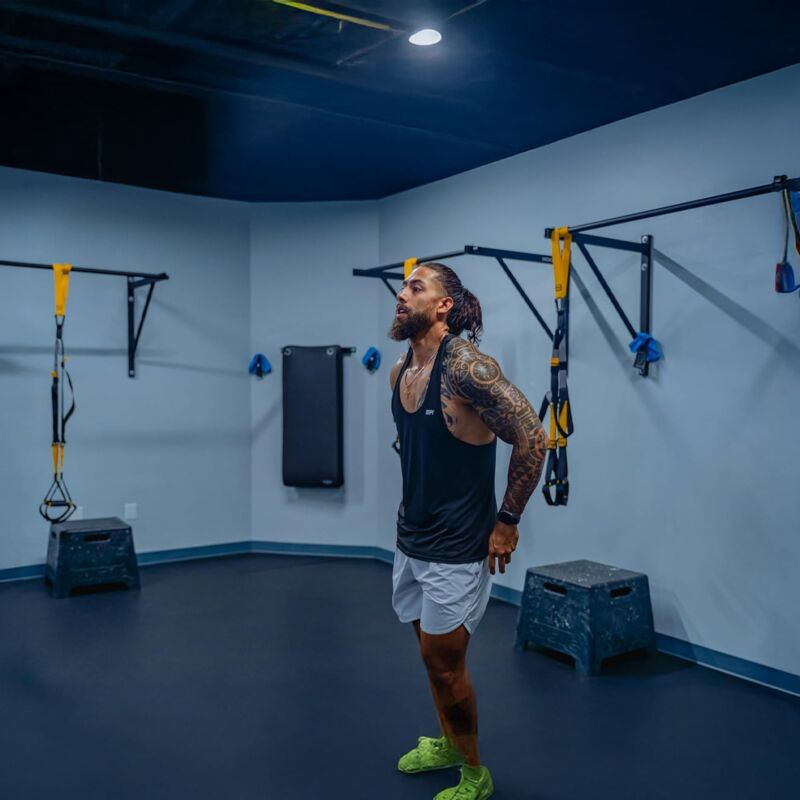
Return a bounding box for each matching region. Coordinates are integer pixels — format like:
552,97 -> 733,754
655,633 -> 800,696
2,540 -> 797,696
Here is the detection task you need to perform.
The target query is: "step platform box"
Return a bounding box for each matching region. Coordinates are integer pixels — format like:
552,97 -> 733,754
45,517 -> 141,599
515,559 -> 655,675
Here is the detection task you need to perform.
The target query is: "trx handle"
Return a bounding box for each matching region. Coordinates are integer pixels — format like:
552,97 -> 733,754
550,228 -> 571,300
53,263 -> 72,318
403,257 -> 418,280
40,473 -> 75,523
539,354 -> 574,506
539,391 -> 571,507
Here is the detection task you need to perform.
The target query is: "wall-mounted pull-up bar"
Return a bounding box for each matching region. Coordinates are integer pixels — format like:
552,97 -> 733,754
353,244 -> 555,341
544,175 -> 800,377
0,259 -> 169,377
547,174 -> 800,236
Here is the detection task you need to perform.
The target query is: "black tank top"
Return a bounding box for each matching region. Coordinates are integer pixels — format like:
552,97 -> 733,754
391,334 -> 497,564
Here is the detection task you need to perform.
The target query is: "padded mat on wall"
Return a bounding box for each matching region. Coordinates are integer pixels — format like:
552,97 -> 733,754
282,345 -> 344,488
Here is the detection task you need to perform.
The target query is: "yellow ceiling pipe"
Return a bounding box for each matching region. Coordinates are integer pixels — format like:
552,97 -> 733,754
271,1 -> 396,32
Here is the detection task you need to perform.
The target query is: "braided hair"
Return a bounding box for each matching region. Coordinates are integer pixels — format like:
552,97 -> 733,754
423,262 -> 483,345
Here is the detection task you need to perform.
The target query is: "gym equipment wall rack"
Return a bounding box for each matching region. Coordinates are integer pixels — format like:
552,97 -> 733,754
545,174 -> 800,377
0,259 -> 169,377
353,245 -> 556,342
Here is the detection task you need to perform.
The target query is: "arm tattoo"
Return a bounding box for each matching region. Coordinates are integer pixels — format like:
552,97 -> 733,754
442,338 -> 547,518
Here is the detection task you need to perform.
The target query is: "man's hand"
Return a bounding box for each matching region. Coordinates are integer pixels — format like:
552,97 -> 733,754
488,521 -> 519,575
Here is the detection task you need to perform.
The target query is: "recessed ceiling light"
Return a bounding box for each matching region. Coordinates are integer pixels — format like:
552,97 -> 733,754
409,29 -> 442,46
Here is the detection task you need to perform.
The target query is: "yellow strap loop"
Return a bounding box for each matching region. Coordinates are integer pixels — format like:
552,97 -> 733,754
53,263 -> 72,317
550,228 -> 571,300
404,257 -> 418,280
51,444 -> 59,475
558,401 -> 570,447
548,403 -> 557,450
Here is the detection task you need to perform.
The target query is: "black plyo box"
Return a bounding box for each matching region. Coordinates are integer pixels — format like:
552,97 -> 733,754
46,516 -> 141,598
514,559 -> 655,675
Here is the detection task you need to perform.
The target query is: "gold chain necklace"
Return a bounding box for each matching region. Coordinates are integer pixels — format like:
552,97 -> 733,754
403,350 -> 437,390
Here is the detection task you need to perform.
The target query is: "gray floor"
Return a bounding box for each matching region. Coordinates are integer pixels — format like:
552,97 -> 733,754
1,554 -> 798,799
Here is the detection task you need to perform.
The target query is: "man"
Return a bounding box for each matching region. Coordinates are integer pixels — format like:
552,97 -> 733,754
388,262 -> 547,800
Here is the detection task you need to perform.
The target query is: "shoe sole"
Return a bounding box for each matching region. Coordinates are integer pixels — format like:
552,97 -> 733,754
397,761 -> 465,774
431,780 -> 494,800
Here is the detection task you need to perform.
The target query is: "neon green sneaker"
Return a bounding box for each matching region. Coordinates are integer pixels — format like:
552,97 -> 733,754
397,735 -> 465,773
433,765 -> 494,799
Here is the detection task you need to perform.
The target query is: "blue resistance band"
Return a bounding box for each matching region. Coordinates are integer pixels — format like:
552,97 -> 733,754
628,332 -> 662,363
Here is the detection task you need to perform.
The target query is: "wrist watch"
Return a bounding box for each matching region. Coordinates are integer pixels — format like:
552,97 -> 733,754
497,510 -> 520,526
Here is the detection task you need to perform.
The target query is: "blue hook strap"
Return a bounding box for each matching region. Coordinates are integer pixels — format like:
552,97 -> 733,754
248,353 -> 272,377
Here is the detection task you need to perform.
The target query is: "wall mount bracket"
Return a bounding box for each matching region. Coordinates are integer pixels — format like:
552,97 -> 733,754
354,244 -> 555,341
1,259 -> 169,377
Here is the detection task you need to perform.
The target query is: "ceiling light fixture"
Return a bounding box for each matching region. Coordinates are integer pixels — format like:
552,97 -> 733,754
409,29 -> 442,46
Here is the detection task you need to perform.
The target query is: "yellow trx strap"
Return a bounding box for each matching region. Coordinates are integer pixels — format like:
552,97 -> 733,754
404,257 -> 418,280
53,262 -> 72,318
550,227 -> 571,300
40,263 -> 77,523
538,229 -> 574,506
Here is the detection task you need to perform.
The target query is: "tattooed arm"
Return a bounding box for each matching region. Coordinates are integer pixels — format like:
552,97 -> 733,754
444,338 -> 547,521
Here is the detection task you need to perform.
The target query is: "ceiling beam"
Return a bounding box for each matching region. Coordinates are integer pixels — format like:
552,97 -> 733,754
0,1 -> 479,105
150,0 -> 201,29
0,2 -> 378,88
0,44 -> 510,154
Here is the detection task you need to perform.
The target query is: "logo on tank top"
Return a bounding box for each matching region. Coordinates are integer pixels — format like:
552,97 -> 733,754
425,409 -> 435,416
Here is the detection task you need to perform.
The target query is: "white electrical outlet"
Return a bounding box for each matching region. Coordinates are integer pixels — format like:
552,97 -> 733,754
124,503 -> 138,520
73,506 -> 84,521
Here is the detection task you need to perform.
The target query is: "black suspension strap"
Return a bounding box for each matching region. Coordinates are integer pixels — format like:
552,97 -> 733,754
539,229 -> 574,506
40,263 -> 77,523
775,189 -> 800,294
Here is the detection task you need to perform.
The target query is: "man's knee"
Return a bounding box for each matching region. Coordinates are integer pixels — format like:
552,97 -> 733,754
427,666 -> 462,692
419,625 -> 469,676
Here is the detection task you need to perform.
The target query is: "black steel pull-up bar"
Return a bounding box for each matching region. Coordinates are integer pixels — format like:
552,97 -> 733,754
1,258 -> 170,377
546,174 -> 800,236
353,245 -> 554,340
540,174 -> 799,376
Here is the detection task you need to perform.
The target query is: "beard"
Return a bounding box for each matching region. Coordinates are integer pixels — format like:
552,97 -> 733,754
388,309 -> 433,341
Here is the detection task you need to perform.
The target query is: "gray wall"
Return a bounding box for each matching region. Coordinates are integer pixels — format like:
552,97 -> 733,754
376,64 -> 800,675
249,202 -> 381,548
2,63 -> 798,678
0,168 -> 252,566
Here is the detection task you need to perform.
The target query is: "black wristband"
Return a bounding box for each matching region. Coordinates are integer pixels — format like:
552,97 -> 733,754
498,510 -> 520,526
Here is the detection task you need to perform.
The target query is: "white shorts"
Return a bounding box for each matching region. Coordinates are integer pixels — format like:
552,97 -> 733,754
391,547 -> 493,636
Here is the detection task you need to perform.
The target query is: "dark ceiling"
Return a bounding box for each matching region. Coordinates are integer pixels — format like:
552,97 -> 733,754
0,0 -> 798,201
